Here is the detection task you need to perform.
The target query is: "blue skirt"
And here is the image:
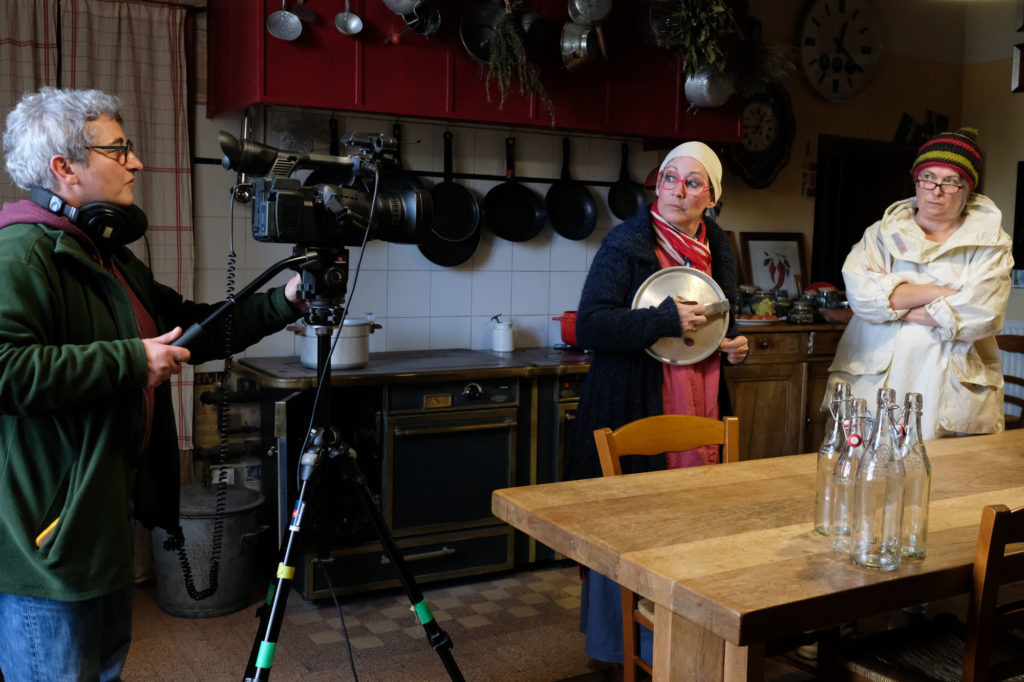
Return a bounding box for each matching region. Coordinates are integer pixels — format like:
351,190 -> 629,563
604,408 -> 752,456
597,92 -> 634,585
580,569 -> 653,664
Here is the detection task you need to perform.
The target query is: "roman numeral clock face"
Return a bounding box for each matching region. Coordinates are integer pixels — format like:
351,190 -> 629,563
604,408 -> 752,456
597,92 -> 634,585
799,0 -> 883,102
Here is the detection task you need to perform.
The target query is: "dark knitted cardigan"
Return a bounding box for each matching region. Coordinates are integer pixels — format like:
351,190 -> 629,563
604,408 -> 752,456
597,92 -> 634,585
565,204 -> 740,481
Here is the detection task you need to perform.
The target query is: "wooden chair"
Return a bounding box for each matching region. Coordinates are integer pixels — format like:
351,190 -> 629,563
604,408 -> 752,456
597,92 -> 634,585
995,335 -> 1024,430
593,414 -> 739,682
838,503 -> 1024,681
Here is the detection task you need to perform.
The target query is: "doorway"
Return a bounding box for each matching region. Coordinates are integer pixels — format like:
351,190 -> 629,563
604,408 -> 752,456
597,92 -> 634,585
811,135 -> 918,287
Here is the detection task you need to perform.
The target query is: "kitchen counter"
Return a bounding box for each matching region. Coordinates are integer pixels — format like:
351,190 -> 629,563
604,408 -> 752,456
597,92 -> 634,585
237,321 -> 847,390
236,347 -> 592,389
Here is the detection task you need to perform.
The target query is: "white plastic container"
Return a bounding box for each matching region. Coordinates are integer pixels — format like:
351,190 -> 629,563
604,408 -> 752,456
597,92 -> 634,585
492,316 -> 515,352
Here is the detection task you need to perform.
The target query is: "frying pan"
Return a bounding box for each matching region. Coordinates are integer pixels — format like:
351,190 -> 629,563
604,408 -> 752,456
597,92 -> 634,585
546,137 -> 597,240
608,143 -> 646,221
483,137 -> 547,242
418,221 -> 481,267
430,131 -> 479,242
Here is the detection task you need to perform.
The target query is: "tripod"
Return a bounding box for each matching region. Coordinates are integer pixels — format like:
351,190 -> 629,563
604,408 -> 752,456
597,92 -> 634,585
173,246 -> 463,681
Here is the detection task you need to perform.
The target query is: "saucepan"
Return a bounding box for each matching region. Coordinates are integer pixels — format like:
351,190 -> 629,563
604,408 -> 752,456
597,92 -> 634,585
560,21 -> 605,73
291,316 -> 382,370
553,311 -> 578,347
567,0 -> 613,27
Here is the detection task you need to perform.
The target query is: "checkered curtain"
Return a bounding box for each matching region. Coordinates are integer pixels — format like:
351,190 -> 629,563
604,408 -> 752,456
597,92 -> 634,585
0,0 -> 195,449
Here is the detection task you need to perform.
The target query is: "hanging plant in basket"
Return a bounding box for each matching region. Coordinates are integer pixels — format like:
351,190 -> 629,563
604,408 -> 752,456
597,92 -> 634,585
485,0 -> 555,125
650,0 -> 736,77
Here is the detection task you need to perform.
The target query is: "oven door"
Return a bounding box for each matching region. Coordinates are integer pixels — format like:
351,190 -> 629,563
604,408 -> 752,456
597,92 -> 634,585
384,407 -> 517,537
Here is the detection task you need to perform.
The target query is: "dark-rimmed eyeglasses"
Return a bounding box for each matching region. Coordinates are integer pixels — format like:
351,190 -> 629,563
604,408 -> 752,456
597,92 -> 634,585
915,176 -> 964,194
86,139 -> 134,166
658,171 -> 709,196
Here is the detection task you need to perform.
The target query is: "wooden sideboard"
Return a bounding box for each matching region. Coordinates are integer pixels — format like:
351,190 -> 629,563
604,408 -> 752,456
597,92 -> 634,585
724,323 -> 846,461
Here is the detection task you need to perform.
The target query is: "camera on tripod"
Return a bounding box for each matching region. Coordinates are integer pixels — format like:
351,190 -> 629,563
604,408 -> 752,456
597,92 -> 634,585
218,130 -> 431,247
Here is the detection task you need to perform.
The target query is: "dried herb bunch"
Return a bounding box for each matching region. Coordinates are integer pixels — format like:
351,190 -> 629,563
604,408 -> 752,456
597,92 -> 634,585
655,0 -> 736,76
485,0 -> 554,124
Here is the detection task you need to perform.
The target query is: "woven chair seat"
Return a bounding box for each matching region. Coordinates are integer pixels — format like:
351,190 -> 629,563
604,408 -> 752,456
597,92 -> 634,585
840,614 -> 1024,682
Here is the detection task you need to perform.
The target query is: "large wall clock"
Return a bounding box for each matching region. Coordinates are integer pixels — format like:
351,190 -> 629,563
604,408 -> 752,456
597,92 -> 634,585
724,84 -> 796,189
797,0 -> 884,103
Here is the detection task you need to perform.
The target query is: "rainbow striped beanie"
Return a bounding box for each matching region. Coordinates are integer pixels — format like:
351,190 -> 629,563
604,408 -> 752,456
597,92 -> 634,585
911,127 -> 982,191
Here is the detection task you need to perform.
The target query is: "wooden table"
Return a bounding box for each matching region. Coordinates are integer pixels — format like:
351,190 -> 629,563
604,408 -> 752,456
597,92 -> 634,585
492,430 -> 1024,681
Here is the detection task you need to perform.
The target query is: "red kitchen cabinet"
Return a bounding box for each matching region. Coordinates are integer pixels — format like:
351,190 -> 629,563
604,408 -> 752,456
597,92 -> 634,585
206,0 -> 740,142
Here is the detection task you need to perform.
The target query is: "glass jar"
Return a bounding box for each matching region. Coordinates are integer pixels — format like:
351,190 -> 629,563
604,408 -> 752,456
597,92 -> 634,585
749,289 -> 775,317
738,285 -> 757,315
790,300 -> 815,324
771,290 -> 791,320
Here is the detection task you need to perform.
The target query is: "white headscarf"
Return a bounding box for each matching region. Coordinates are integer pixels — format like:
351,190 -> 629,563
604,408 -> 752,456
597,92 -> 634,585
658,141 -> 723,201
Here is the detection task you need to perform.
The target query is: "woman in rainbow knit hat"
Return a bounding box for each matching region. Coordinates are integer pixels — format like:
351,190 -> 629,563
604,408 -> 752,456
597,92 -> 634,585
827,127 -> 1013,439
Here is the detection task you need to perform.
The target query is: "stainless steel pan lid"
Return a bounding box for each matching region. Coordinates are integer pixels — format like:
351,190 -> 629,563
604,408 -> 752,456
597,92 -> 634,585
631,266 -> 730,365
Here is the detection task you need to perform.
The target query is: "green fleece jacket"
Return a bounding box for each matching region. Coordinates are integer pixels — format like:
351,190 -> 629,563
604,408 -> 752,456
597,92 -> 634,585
0,201 -> 300,601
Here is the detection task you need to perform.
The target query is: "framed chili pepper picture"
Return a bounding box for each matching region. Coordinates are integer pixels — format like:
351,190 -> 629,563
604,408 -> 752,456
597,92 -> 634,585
739,232 -> 807,294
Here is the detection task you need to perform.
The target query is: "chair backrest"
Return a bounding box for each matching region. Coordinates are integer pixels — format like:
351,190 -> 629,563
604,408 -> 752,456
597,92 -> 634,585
594,414 -> 740,477
963,503 -> 1024,681
995,335 -> 1024,417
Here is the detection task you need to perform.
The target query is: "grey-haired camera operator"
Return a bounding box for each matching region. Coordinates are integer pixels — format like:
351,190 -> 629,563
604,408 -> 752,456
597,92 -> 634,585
0,86 -> 306,680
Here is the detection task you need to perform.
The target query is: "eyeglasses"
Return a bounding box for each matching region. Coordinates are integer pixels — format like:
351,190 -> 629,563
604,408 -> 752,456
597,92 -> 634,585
915,176 -> 964,194
86,139 -> 134,165
658,171 -> 709,196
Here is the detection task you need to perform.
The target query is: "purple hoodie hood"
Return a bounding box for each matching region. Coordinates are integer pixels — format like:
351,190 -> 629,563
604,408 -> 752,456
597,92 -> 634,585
0,199 -> 102,257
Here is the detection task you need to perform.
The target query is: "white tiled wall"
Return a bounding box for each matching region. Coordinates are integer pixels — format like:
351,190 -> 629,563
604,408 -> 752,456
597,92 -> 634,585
191,105 -> 659,372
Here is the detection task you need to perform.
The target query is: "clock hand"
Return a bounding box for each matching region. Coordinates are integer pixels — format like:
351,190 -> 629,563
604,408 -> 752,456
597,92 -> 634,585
834,40 -> 865,73
833,20 -> 849,53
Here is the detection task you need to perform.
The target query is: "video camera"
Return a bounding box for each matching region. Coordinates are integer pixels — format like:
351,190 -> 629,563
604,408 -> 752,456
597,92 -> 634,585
218,131 -> 430,247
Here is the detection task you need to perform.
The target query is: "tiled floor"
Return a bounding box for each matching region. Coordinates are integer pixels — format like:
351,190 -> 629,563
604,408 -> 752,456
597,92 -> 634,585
126,562 -> 609,681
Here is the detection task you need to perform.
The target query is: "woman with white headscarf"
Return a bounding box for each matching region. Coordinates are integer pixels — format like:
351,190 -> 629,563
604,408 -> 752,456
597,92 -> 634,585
566,142 -> 748,668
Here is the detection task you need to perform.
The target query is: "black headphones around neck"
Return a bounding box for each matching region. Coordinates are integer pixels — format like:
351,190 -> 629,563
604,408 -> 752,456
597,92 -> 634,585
29,186 -> 148,246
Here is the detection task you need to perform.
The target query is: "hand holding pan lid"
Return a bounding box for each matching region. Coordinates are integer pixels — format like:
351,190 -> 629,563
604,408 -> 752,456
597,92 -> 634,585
631,266 -> 730,365
484,137 -> 547,242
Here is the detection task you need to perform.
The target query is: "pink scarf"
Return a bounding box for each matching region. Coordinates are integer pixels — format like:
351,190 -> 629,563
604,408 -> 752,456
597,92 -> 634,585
650,202 -> 711,274
651,203 -> 721,468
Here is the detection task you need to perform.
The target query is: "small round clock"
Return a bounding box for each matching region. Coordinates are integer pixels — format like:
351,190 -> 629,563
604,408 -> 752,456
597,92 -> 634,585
797,0 -> 883,103
725,84 -> 796,189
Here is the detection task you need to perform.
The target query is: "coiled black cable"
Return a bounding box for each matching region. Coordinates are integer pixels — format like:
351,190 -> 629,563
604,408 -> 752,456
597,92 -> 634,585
163,187 -> 242,600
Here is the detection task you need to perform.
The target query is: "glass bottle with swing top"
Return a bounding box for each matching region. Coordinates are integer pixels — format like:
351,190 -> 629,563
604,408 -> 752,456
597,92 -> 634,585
850,387 -> 906,570
898,392 -> 931,559
829,397 -> 868,553
815,381 -> 852,536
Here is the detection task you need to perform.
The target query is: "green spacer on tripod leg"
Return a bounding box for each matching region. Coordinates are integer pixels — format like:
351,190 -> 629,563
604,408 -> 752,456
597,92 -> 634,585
413,600 -> 435,624
256,641 -> 277,669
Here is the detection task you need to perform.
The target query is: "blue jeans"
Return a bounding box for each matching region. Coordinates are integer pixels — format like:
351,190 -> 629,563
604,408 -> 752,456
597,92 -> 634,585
0,584 -> 133,682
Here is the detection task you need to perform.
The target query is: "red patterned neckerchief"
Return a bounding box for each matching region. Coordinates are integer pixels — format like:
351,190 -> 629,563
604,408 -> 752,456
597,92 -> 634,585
650,202 -> 711,274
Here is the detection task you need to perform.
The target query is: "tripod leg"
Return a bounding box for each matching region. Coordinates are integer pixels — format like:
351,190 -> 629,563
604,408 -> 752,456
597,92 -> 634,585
336,451 -> 466,682
243,473 -> 314,681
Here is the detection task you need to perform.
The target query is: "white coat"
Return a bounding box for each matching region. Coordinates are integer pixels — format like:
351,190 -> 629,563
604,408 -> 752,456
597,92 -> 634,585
827,194 -> 1013,439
